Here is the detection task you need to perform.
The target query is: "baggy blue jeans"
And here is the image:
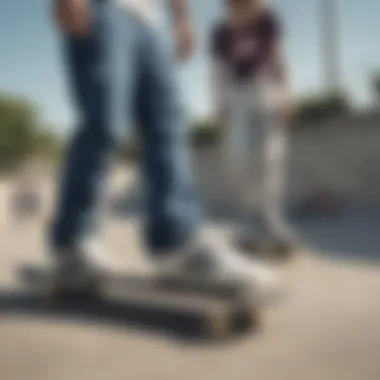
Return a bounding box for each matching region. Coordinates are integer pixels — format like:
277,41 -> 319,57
50,0 -> 200,255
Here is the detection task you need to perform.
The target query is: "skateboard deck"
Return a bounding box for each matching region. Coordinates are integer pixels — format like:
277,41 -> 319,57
17,264 -> 265,340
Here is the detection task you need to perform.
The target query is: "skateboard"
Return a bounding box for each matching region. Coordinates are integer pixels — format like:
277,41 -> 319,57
17,264 -> 268,340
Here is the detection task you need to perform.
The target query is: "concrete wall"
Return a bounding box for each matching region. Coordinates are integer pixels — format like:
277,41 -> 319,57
193,111 -> 380,209
1,112 -> 379,224
287,112 -> 380,203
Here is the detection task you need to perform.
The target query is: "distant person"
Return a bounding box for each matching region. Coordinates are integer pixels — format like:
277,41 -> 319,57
11,174 -> 40,222
210,0 -> 296,257
48,0 -> 277,293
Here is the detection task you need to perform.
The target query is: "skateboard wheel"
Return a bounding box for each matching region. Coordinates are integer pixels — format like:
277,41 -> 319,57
234,308 -> 261,334
251,309 -> 262,329
204,311 -> 230,339
204,307 -> 260,339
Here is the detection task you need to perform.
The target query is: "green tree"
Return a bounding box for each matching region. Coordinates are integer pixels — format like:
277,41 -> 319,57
119,136 -> 141,164
33,127 -> 63,164
190,118 -> 219,147
294,92 -> 351,125
0,93 -> 62,172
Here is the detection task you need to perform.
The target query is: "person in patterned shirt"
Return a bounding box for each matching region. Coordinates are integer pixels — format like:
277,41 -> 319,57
210,0 -> 297,258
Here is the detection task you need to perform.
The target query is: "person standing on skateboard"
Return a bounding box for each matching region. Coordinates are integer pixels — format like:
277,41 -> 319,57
210,0 -> 297,258
49,0 -> 277,293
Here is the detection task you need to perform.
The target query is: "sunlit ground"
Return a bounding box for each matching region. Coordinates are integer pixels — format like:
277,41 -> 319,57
0,158 -> 380,380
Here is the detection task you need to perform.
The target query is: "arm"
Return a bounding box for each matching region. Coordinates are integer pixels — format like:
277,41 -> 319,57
271,40 -> 291,102
168,0 -> 190,25
269,37 -> 293,123
168,0 -> 195,60
53,0 -> 90,36
259,10 -> 293,122
209,23 -> 230,125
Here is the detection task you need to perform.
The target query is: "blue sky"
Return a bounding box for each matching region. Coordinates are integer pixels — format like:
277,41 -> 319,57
1,0 -> 380,133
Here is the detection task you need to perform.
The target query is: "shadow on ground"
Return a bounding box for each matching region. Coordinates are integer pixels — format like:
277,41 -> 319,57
0,289 -> 257,346
109,192 -> 380,266
204,201 -> 380,266
292,210 -> 380,265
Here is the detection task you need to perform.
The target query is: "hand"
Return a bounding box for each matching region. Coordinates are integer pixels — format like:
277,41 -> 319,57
54,0 -> 91,37
275,97 -> 294,125
173,18 -> 196,61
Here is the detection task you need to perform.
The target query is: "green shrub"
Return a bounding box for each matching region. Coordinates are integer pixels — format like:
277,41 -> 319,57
190,119 -> 219,147
295,92 -> 351,125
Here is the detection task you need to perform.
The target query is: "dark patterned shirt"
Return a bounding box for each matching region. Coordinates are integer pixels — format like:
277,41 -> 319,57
211,10 -> 281,81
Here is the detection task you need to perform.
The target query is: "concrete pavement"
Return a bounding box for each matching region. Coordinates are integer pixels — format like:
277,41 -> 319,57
1,176 -> 380,380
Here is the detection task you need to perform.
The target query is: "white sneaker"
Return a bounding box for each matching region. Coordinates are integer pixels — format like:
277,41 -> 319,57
76,240 -> 125,274
49,241 -> 123,291
154,237 -> 280,302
